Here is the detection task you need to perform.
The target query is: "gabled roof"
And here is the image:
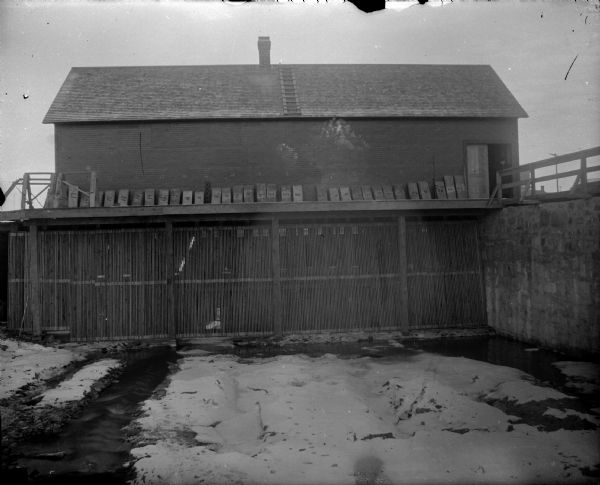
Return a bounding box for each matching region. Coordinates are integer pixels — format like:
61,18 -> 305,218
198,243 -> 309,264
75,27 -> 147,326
43,64 -> 527,123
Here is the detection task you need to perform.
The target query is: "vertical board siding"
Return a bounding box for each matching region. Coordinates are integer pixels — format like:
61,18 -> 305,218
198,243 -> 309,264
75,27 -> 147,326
7,219 -> 486,341
174,226 -> 273,337
406,220 -> 486,329
280,223 -> 401,333
8,233 -> 28,333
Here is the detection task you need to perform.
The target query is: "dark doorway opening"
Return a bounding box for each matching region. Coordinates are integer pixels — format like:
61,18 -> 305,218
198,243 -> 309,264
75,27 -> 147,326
488,144 -> 512,197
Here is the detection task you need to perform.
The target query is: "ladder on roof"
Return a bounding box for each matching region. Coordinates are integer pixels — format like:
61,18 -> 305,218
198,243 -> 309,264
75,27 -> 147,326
278,66 -> 301,116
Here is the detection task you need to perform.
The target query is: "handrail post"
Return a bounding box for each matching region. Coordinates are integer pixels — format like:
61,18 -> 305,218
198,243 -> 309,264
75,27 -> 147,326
496,171 -> 503,204
21,173 -> 30,209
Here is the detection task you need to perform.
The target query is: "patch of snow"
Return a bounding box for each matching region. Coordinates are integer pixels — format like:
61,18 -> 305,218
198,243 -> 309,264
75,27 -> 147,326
544,407 -> 600,426
129,353 -> 599,485
0,338 -> 81,400
37,359 -> 121,407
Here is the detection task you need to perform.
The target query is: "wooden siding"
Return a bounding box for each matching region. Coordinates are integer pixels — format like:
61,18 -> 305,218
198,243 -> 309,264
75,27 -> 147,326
55,118 -> 519,193
7,218 -> 487,341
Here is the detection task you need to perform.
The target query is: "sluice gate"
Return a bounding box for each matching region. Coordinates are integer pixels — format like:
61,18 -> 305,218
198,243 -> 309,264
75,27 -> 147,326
8,217 -> 486,341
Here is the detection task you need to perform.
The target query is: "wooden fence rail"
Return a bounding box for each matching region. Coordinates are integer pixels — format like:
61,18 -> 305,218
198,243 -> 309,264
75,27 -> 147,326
495,146 -> 600,203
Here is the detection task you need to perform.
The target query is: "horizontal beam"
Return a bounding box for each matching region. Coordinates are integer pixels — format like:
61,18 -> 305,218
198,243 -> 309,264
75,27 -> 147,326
0,199 -> 499,224
499,146 -> 600,176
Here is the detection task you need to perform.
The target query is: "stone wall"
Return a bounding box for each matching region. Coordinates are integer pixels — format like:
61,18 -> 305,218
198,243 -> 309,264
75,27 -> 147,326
481,197 -> 600,355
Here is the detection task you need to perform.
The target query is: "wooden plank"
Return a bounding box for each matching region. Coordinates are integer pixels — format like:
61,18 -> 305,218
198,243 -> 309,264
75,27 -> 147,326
89,172 -> 97,208
393,184 -> 406,199
362,185 -> 374,200
292,185 -> 303,202
397,217 -> 409,332
417,181 -> 432,199
266,184 -> 277,202
232,185 -> 244,203
169,188 -> 181,205
243,185 -> 255,203
165,222 -> 176,340
350,186 -> 363,201
181,190 -> 193,205
443,175 -> 457,199
256,183 -> 267,202
118,189 -> 129,207
340,186 -> 352,201
272,219 -> 282,336
21,173 -> 30,209
29,225 -> 41,337
80,192 -> 90,208
144,189 -> 155,206
328,187 -> 340,202
407,182 -> 420,200
211,187 -> 222,204
434,180 -> 447,199
373,185 -> 385,200
158,189 -> 169,206
103,190 -> 116,207
221,187 -> 232,204
131,190 -> 144,206
316,185 -> 328,202
382,185 -> 395,200
280,185 -> 292,202
194,190 -> 204,204
454,175 -> 468,199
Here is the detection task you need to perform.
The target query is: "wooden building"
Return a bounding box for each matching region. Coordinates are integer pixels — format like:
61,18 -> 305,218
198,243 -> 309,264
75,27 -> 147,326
3,37 -> 528,341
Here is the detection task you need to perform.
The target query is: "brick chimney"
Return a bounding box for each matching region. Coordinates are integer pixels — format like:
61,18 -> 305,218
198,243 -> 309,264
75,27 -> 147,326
258,36 -> 271,68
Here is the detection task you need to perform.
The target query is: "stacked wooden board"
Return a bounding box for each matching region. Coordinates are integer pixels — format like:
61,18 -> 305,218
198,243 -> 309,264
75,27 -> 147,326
52,176 -> 469,208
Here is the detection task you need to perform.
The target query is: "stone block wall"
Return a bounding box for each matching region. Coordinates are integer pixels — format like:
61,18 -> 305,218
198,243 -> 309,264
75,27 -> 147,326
481,197 -> 600,355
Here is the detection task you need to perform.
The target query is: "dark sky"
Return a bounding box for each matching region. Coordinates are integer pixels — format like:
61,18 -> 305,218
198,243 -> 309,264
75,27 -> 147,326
1,0 -> 598,207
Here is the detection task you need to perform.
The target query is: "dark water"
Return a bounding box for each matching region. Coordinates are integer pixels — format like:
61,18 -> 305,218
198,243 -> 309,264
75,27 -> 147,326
12,347 -> 177,485
8,335 -> 597,484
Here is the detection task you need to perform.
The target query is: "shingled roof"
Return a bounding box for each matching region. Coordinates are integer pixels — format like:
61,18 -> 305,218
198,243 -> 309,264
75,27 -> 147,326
43,64 -> 527,123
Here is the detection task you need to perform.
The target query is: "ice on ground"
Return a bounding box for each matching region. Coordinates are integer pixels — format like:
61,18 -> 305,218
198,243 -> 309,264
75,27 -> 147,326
553,361 -> 600,394
37,359 -> 121,407
0,338 -> 81,400
130,352 -> 600,485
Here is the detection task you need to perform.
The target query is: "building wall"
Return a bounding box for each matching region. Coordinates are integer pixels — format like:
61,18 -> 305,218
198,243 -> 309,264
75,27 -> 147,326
55,118 -> 519,195
481,197 -> 600,355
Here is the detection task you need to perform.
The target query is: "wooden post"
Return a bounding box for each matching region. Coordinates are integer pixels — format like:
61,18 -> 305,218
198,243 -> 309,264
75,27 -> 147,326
21,173 -> 30,209
89,172 -> 97,208
271,218 -> 282,336
581,157 -> 588,194
496,171 -> 503,204
165,222 -> 176,342
397,216 -> 409,333
29,224 -> 41,337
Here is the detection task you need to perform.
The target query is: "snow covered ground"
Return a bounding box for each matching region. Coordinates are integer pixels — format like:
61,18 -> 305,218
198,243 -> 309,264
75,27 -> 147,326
0,338 -> 83,400
130,351 -> 600,484
36,358 -> 122,407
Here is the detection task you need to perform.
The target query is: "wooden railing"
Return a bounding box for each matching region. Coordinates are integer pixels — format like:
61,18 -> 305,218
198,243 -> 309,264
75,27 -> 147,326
2,171 -> 97,210
493,146 -> 600,204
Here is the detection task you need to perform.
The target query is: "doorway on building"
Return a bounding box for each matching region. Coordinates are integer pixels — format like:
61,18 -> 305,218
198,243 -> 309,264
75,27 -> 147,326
465,143 -> 512,198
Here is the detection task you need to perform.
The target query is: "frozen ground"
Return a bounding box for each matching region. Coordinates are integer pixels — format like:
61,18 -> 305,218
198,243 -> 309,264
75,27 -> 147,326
36,358 -> 122,407
0,338 -> 83,400
130,350 -> 600,485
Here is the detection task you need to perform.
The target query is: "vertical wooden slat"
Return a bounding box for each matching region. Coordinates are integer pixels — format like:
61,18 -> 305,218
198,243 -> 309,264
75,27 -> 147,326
272,219 -> 282,336
28,225 -> 41,337
166,222 -> 176,340
89,172 -> 97,207
398,217 -> 409,332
